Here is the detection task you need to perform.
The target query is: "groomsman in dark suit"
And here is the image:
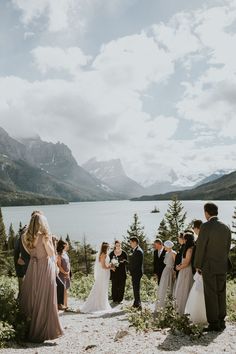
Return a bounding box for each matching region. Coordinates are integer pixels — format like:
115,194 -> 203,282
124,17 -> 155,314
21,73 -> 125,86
194,202 -> 231,332
14,225 -> 30,296
153,239 -> 166,284
129,237 -> 144,309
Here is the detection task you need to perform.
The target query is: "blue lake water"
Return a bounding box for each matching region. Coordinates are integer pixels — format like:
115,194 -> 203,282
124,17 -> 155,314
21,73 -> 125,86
1,200 -> 235,248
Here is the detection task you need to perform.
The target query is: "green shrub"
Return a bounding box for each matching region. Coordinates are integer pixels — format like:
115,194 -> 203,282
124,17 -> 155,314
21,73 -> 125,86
0,321 -> 15,348
227,279 -> 236,322
69,273 -> 94,300
0,276 -> 28,347
126,298 -> 203,339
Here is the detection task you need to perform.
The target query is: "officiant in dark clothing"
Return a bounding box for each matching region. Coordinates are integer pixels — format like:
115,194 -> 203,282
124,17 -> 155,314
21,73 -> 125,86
194,203 -> 231,332
14,225 -> 30,295
153,239 -> 166,284
109,240 -> 128,303
129,237 -> 143,309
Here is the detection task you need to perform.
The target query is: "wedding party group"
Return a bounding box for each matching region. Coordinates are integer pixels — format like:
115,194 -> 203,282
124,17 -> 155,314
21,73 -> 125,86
14,202 -> 231,343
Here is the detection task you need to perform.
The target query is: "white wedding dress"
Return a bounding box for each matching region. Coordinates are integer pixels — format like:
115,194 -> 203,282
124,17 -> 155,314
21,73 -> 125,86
80,253 -> 112,313
184,272 -> 207,324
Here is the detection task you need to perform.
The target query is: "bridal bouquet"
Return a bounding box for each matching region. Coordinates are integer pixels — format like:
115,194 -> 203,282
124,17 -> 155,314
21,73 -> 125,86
111,257 -> 119,267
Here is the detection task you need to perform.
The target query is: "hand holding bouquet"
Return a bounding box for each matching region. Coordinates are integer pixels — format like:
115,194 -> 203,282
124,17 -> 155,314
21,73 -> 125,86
111,256 -> 119,269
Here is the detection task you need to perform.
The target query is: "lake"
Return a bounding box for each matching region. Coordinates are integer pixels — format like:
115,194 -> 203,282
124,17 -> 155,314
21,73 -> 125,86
1,200 -> 235,248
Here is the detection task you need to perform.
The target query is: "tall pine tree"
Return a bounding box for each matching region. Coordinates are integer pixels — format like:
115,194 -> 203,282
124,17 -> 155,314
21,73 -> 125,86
7,223 -> 15,250
122,213 -> 153,276
0,208 -> 7,251
161,196 -> 186,242
156,218 -> 169,242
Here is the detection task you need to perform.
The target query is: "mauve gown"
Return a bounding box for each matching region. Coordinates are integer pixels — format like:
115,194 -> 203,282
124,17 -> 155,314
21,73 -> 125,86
20,234 -> 63,342
174,256 -> 194,315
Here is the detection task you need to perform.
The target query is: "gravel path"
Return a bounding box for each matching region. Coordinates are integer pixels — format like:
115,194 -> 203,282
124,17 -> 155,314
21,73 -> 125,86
1,299 -> 236,354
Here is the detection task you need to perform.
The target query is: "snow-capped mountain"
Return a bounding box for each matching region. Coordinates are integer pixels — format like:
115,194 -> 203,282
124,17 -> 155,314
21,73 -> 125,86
141,169 -> 232,195
82,158 -> 145,198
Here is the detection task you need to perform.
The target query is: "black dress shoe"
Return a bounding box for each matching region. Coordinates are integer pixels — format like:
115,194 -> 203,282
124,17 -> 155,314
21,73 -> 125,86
220,321 -> 226,330
203,325 -> 221,332
132,303 -> 142,309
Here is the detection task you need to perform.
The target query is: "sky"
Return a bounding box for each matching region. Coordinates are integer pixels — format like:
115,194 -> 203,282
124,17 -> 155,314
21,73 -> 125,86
0,0 -> 236,186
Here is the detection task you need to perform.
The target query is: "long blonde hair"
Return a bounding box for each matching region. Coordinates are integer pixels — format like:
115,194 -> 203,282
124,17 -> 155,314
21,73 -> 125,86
24,213 -> 50,249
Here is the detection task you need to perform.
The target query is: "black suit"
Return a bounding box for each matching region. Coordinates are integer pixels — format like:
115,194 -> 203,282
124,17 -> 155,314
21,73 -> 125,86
14,234 -> 30,278
153,248 -> 166,284
194,217 -> 231,328
129,246 -> 143,307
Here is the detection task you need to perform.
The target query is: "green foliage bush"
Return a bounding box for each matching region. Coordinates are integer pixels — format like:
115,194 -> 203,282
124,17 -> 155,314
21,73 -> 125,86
126,298 -> 203,339
227,279 -> 236,322
0,276 -> 28,347
69,273 -> 94,299
0,322 -> 15,348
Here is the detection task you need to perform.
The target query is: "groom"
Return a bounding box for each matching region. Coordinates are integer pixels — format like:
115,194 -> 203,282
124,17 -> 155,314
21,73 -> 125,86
194,202 -> 231,332
129,237 -> 144,309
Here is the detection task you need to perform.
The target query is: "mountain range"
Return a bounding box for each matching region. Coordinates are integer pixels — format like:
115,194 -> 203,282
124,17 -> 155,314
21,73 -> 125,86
82,158 -> 145,198
131,170 -> 236,201
0,127 -> 144,205
0,126 -> 234,206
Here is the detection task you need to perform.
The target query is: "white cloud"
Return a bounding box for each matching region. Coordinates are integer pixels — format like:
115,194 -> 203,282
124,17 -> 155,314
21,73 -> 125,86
31,46 -> 91,75
4,0 -> 236,184
12,0 -> 137,33
92,33 -> 174,92
12,0 -> 73,32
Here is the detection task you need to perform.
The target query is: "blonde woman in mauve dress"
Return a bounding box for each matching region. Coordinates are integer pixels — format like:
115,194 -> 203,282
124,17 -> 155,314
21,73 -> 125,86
155,240 -> 176,311
21,212 -> 63,343
174,232 -> 194,315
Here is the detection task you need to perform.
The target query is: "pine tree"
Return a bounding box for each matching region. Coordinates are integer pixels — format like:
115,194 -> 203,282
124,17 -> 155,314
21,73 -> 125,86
80,235 -> 95,275
232,206 -> 236,235
7,223 -> 15,250
164,196 -> 187,242
65,234 -> 72,248
157,218 -> 169,242
0,208 -> 7,251
122,213 -> 153,276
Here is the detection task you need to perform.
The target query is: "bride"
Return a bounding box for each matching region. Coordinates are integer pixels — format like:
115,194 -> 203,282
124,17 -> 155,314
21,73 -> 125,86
80,242 -> 113,313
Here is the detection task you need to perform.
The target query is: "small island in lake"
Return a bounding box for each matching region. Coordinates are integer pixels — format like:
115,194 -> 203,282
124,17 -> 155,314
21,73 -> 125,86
151,206 -> 160,213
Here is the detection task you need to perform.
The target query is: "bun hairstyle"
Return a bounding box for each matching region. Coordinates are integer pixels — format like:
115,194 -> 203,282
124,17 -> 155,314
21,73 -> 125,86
24,213 -> 50,249
99,242 -> 109,256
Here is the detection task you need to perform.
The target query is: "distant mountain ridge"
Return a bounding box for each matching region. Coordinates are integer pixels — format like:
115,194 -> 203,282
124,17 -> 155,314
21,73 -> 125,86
131,169 -> 236,201
0,128 -> 123,205
82,158 -> 145,198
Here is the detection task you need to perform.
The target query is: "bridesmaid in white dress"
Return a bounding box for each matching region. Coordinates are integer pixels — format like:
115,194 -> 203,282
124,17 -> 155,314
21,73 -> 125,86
155,240 -> 176,311
185,271 -> 207,324
80,242 -> 113,313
